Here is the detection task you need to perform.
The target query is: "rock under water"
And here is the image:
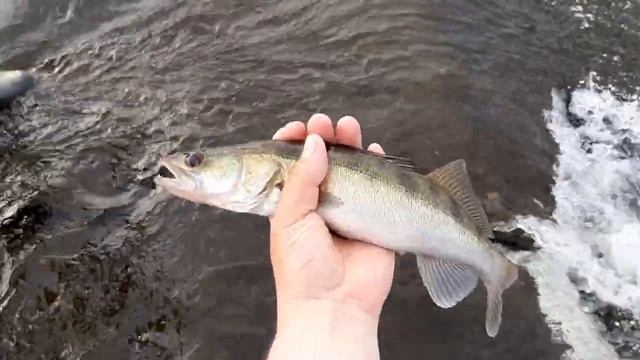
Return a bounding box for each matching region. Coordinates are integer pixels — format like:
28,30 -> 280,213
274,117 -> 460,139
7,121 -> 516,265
0,71 -> 37,106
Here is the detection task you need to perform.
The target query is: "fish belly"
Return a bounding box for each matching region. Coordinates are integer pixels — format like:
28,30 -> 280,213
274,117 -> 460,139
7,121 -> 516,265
317,191 -> 491,276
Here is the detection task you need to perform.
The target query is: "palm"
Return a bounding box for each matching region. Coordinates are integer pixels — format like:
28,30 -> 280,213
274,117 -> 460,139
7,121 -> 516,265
271,115 -> 395,318
333,234 -> 395,315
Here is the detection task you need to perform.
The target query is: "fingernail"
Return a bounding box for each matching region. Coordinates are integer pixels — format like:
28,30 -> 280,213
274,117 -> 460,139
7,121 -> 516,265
309,113 -> 331,124
272,128 -> 285,140
337,115 -> 357,125
302,135 -> 318,158
310,113 -> 328,119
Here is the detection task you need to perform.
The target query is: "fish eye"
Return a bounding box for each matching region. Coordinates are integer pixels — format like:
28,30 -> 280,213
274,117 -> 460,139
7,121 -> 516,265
184,152 -> 204,168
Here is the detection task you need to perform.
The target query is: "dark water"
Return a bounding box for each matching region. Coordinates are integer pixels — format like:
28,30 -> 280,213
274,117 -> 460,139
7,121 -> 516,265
1,0 -> 638,359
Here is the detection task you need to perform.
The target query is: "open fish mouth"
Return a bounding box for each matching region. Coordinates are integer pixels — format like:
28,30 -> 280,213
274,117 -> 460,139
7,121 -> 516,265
154,158 -> 193,189
157,165 -> 176,179
153,156 -> 218,206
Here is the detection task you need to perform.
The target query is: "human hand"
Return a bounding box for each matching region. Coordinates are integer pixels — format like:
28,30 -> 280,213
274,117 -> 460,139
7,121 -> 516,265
267,114 -> 395,360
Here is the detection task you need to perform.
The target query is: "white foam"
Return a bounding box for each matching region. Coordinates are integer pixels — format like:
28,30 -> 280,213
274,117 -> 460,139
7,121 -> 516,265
516,83 -> 640,360
569,5 -> 594,29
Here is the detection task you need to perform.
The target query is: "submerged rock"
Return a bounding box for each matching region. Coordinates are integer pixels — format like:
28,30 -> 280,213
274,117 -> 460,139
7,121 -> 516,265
490,228 -> 537,251
579,292 -> 640,359
0,70 -> 37,106
0,199 -> 50,257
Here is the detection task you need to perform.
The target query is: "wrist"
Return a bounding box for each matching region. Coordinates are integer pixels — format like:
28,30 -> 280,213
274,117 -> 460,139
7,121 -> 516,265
268,299 -> 381,360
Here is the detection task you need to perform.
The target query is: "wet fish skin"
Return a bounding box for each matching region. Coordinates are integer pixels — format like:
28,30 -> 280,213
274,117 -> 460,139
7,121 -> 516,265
155,140 -> 519,337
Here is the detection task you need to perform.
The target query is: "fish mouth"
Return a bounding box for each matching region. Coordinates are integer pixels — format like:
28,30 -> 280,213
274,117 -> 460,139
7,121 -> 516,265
157,165 -> 176,179
154,157 -> 215,205
153,157 -> 193,189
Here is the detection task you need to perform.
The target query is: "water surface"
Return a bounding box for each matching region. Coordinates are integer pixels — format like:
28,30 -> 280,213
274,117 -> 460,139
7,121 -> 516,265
1,0 -> 639,359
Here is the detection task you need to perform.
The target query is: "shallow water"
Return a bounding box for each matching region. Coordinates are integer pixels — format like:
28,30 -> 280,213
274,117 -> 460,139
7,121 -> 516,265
1,0 -> 639,359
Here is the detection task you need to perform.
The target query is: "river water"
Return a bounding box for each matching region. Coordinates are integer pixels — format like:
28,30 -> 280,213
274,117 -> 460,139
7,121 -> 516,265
1,0 -> 639,359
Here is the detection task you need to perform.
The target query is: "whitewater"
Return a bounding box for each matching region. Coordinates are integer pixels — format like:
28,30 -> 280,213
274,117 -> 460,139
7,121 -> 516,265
515,78 -> 639,360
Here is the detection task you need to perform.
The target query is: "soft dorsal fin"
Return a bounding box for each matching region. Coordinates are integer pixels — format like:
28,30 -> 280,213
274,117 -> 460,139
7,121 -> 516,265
426,160 -> 492,238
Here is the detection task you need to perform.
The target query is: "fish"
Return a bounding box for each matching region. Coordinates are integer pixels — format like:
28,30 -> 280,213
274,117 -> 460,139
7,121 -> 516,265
154,140 -> 519,337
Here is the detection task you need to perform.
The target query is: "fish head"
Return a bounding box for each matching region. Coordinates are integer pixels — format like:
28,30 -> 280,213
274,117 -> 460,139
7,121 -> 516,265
154,148 -> 286,216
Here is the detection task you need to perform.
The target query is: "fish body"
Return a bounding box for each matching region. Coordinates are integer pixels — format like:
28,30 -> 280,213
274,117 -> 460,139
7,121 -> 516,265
155,140 -> 518,337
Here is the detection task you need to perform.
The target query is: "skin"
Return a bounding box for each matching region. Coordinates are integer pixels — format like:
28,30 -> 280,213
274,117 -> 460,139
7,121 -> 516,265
267,114 -> 395,360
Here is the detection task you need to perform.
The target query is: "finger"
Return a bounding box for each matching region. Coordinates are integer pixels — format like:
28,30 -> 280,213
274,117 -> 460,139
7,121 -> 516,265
306,113 -> 335,142
367,142 -> 385,155
335,116 -> 362,148
271,134 -> 328,230
272,121 -> 307,140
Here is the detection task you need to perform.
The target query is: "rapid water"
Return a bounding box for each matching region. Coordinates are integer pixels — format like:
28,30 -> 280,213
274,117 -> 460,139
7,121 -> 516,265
510,2 -> 640,359
517,81 -> 640,359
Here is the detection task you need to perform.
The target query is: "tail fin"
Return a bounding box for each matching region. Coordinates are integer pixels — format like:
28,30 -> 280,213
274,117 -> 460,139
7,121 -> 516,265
485,289 -> 503,337
485,259 -> 518,337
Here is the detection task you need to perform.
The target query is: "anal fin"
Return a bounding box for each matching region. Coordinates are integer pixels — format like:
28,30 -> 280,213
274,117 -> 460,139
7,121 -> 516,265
416,255 -> 478,308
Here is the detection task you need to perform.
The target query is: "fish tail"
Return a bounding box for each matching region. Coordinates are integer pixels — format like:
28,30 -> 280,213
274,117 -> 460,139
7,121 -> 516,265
484,257 -> 518,337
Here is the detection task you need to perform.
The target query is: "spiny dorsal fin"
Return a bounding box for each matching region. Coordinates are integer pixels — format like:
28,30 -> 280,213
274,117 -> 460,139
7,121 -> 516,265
376,153 -> 418,170
416,255 -> 478,308
328,142 -> 420,170
426,160 -> 492,238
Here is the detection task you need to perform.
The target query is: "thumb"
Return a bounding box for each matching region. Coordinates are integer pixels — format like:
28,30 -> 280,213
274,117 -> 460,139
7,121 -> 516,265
270,134 -> 328,231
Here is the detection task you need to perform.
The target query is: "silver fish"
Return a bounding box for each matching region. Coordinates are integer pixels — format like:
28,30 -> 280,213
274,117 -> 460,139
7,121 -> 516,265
155,140 -> 519,337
